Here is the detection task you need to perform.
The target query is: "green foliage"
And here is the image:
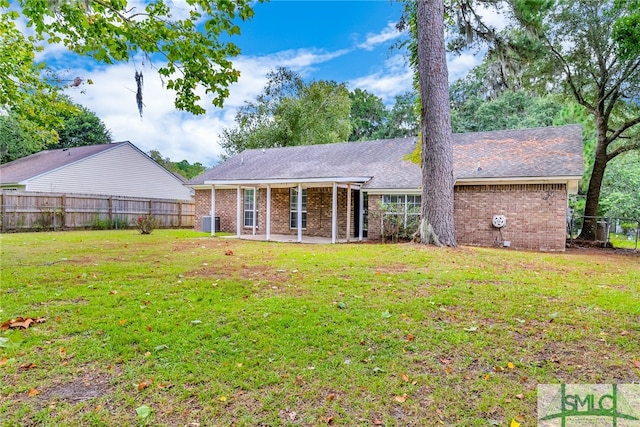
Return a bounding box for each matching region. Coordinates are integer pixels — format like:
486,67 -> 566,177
50,98 -> 112,149
0,115 -> 45,164
136,215 -> 158,234
612,0 -> 640,59
374,91 -> 419,139
0,7 -> 67,147
450,88 -> 563,133
348,89 -> 386,141
220,67 -> 352,157
599,151 -> 640,219
0,97 -> 111,163
13,0 -> 260,115
148,149 -> 207,179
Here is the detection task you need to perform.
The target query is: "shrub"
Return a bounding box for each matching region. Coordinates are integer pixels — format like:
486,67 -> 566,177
136,215 -> 158,234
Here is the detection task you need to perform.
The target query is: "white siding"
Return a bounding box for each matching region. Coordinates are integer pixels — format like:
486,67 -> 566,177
27,144 -> 192,200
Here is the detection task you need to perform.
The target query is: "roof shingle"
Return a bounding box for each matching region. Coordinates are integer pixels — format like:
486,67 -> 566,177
188,125 -> 584,189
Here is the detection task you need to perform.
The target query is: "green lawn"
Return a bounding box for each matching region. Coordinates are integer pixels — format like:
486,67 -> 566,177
1,230 -> 639,426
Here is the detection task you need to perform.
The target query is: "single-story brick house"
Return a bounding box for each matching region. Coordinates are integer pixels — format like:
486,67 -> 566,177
187,125 -> 583,251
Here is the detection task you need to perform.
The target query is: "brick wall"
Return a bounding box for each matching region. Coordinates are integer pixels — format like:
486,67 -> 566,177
453,184 -> 567,251
194,188 -> 238,232
196,183 -> 568,251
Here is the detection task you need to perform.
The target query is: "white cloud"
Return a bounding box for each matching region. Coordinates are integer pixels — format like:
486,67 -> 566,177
358,22 -> 402,51
348,54 -> 413,104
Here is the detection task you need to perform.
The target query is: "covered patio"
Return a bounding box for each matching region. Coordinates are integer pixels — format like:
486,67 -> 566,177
206,177 -> 371,244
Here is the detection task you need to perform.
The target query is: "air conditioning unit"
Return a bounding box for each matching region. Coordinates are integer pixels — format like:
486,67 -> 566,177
202,216 -> 220,232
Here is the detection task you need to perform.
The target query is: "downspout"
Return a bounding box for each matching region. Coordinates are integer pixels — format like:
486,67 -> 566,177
331,182 -> 337,244
266,185 -> 271,241
211,185 -> 216,237
236,185 -> 241,238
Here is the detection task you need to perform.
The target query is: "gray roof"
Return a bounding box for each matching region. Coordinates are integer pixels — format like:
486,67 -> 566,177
188,125 -> 584,189
0,143 -> 125,184
0,142 -> 187,185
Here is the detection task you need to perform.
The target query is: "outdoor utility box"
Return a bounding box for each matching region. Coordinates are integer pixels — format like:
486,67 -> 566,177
202,216 -> 220,233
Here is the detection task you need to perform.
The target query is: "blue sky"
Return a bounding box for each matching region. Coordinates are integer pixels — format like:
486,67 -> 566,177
51,1 -> 498,167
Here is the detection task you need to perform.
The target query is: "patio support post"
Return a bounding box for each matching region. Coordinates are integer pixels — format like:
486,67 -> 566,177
266,185 -> 271,241
346,184 -> 351,242
252,187 -> 257,235
236,185 -> 241,238
210,185 -> 216,237
331,182 -> 337,244
297,183 -> 303,243
358,190 -> 364,241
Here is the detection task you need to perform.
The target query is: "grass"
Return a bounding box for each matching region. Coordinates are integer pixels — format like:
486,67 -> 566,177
1,230 -> 639,426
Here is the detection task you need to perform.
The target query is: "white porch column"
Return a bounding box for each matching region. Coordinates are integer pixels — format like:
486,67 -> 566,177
236,185 -> 241,238
251,187 -> 257,235
346,184 -> 351,242
266,185 -> 271,241
297,183 -> 302,243
331,182 -> 337,244
210,185 -> 216,237
358,190 -> 364,241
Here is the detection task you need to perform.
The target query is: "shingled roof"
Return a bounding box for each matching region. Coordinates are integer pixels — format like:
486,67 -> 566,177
188,125 -> 583,189
0,143 -> 126,185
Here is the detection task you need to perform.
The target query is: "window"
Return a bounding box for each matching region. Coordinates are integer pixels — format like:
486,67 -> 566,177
290,188 -> 307,229
382,194 -> 421,228
244,188 -> 257,227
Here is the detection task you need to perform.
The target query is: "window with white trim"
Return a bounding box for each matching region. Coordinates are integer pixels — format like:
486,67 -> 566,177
243,188 -> 257,227
382,194 -> 421,228
290,188 -> 307,229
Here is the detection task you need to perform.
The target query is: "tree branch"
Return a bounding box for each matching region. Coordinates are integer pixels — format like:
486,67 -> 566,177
607,140 -> 640,161
606,115 -> 640,146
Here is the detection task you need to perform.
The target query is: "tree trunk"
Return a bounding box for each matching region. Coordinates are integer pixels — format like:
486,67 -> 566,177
416,0 -> 457,247
578,125 -> 609,240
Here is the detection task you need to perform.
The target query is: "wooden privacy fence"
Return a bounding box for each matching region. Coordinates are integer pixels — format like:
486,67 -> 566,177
0,191 -> 195,232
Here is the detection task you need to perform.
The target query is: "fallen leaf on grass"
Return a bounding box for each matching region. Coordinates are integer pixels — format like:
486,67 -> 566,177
19,362 -> 36,371
135,405 -> 151,419
510,419 -> 521,427
118,319 -> 127,326
1,317 -> 46,330
28,388 -> 40,397
0,358 -> 7,366
632,360 -> 640,369
401,373 -> 409,382
225,250 -> 234,256
372,418 -> 384,425
137,381 -> 149,391
325,415 -> 334,424
494,366 -> 504,372
405,334 -> 415,341
326,393 -> 336,401
394,394 -> 408,403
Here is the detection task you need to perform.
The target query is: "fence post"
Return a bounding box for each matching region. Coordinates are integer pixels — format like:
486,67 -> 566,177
0,193 -> 5,233
178,201 -> 182,228
108,197 -> 113,227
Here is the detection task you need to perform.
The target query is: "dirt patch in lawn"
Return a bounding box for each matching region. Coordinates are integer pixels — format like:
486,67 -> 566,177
37,369 -> 114,403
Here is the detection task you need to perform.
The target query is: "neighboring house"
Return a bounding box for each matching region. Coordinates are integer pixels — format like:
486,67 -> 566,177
187,125 -> 583,251
0,142 -> 193,201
